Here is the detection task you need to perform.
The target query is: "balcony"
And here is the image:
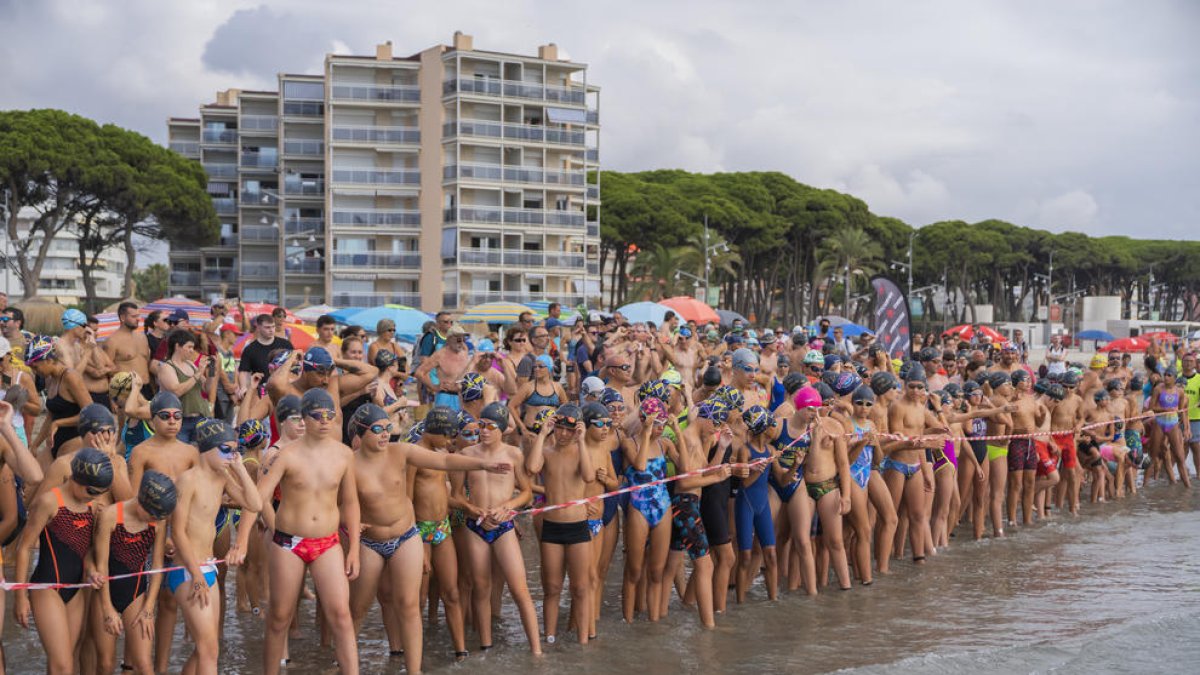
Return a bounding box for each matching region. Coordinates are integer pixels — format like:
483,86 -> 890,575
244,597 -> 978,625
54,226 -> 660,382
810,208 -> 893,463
283,217 -> 324,235
203,163 -> 237,178
443,78 -> 586,105
585,148 -> 599,163
586,110 -> 599,125
169,271 -> 200,287
285,258 -> 324,275
216,234 -> 239,248
331,169 -> 419,185
444,164 -> 585,187
170,141 -> 200,156
283,181 -> 324,196
445,120 -> 584,146
201,129 -> 237,144
241,262 -> 279,279
282,101 -> 323,117
212,197 -> 237,215
331,291 -> 422,307
455,291 -> 586,307
282,140 -> 323,156
587,185 -> 599,199
240,190 -> 279,206
202,268 -> 238,284
445,207 -> 585,229
241,225 -> 279,242
240,152 -> 278,170
331,252 -> 420,269
587,261 -> 600,275
544,252 -> 586,269
240,115 -> 278,133
331,84 -> 420,104
586,221 -> 599,237
332,209 -> 419,229
331,126 -> 420,145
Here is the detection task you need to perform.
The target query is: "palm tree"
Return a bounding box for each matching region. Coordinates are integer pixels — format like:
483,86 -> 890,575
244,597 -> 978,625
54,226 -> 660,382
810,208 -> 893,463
628,243 -> 694,301
817,227 -> 884,319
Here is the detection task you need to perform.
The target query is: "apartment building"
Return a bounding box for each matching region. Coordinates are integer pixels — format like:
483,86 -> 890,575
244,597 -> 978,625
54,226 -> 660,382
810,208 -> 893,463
166,32 -> 601,312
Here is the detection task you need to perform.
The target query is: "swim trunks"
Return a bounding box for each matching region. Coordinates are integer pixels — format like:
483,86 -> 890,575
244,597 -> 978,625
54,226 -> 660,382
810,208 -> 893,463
272,529 -> 341,564
1035,441 -> 1057,477
805,476 -> 839,501
362,526 -> 419,560
465,517 -> 515,544
881,456 -> 919,479
1007,438 -> 1038,472
417,517 -> 451,546
540,519 -> 591,546
1053,433 -> 1077,470
166,564 -> 218,595
986,444 -> 1008,462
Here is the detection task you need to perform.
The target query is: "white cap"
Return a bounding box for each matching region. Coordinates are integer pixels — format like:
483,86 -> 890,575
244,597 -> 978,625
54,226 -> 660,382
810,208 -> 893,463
0,335 -> 10,358
581,376 -> 606,397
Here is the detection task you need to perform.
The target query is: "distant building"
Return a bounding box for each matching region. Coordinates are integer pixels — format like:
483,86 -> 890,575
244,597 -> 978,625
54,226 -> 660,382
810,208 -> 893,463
0,208 -> 126,306
166,31 -> 601,311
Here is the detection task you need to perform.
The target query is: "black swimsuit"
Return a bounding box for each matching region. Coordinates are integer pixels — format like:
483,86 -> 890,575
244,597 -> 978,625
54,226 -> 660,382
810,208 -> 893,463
108,502 -> 157,613
700,441 -> 734,547
29,488 -> 95,603
45,377 -> 82,459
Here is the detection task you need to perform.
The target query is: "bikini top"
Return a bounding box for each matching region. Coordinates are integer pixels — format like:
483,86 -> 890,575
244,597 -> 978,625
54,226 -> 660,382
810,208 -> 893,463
526,384 -> 560,409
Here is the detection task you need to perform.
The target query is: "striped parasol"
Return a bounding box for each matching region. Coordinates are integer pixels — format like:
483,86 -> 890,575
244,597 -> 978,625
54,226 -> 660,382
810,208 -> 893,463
93,312 -> 123,341
460,301 -> 534,324
525,300 -> 582,324
141,297 -> 212,323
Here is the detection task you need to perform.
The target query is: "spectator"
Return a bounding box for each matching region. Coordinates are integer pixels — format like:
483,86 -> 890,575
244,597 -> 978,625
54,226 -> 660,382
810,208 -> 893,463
236,313 -> 293,396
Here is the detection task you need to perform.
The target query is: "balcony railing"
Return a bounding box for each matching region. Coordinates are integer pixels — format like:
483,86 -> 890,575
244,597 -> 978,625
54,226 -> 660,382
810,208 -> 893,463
240,115 -> 278,132
201,129 -> 237,144
331,126 -> 420,145
586,110 -> 599,125
332,209 -> 420,228
285,258 -> 324,274
445,207 -> 585,228
331,84 -> 420,103
170,141 -> 200,156
283,217 -> 324,235
455,249 -> 585,269
202,268 -> 238,283
444,164 -> 585,186
241,262 -> 279,279
203,163 -> 237,178
283,140 -> 323,156
586,221 -> 599,236
544,252 -> 586,269
585,148 -> 599,162
454,291 -> 586,307
169,271 -> 200,286
331,291 -> 422,307
445,119 -> 584,146
331,252 -> 420,269
212,197 -> 237,214
240,152 -> 278,169
284,181 -> 324,196
332,169 -> 419,185
241,225 -> 279,242
240,190 -> 279,206
587,185 -> 599,199
282,101 -> 323,117
587,261 -> 600,275
443,78 -> 586,105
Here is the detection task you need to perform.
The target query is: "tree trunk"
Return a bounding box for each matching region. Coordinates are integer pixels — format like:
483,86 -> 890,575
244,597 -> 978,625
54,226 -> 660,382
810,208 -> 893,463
121,217 -> 137,298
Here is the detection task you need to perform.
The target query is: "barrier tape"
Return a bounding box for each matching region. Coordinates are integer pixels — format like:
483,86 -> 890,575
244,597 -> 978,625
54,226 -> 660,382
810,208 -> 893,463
1,558 -> 225,592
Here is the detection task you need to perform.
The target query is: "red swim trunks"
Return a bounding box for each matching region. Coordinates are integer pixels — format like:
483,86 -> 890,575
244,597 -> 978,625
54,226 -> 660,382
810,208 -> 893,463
272,529 -> 340,564
1035,441 -> 1057,477
1053,433 -> 1076,470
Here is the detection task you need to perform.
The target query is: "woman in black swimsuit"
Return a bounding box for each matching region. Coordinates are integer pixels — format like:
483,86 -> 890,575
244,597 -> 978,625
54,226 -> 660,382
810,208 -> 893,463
26,336 -> 93,460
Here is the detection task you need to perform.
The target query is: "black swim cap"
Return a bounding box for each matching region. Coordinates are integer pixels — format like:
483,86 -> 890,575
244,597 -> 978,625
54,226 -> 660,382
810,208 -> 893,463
480,402 -> 509,432
276,395 -> 302,420
782,373 -> 807,395
301,388 -> 336,415
851,385 -> 876,404
1094,389 -> 1110,402
962,380 -> 982,396
150,391 -> 182,414
78,404 -> 115,435
814,381 -> 836,403
71,447 -> 114,490
138,470 -> 178,520
988,372 -> 1010,390
554,403 -> 583,426
195,418 -> 236,453
1033,380 -> 1050,396
944,383 -> 963,398
1047,384 -> 1066,402
903,362 -> 927,383
870,371 -> 898,396
1105,378 -> 1124,392
702,366 -> 723,387
1010,370 -> 1029,386
424,406 -> 458,437
581,401 -> 609,425
349,403 -> 389,440
373,349 -> 398,371
918,347 -> 940,363
1061,371 -> 1080,387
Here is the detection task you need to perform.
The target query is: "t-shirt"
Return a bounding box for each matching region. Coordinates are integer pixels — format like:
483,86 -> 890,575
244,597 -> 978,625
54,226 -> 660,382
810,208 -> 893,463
1183,372 -> 1200,422
238,337 -> 294,378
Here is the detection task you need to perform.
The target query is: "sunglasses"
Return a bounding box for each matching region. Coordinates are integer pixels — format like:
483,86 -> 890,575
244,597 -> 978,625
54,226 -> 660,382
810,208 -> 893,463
368,423 -> 394,436
85,485 -> 107,496
534,362 -> 549,369
306,410 -> 337,422
511,338 -> 528,343
479,420 -> 501,431
0,317 -> 9,323
854,401 -> 874,407
609,364 -> 632,371
588,419 -> 613,428
154,410 -> 183,421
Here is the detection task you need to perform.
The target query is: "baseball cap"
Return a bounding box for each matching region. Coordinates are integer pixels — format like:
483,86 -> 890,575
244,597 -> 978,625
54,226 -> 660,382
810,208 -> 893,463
61,308 -> 87,329
167,309 -> 190,324
219,324 -> 240,335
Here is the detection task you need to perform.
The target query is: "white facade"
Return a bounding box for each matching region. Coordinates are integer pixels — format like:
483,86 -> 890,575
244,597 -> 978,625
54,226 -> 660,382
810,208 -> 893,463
1,208 -> 127,304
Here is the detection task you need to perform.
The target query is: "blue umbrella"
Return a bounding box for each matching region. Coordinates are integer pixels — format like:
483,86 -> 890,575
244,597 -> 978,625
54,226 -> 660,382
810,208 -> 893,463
811,321 -> 873,337
328,307 -> 366,324
345,306 -> 432,335
615,301 -> 672,325
1076,329 -> 1115,341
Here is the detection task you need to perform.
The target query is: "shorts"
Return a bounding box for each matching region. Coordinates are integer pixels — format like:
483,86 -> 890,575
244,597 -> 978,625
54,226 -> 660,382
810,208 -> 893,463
1008,438 -> 1038,472
1035,441 -> 1057,477
669,493 -> 710,559
1053,434 -> 1077,470
540,519 -> 591,546
166,564 -> 218,595
1190,419 -> 1200,442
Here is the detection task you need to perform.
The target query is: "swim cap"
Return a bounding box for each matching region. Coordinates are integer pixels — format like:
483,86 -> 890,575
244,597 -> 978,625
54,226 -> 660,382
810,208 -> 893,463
302,346 -> 334,372
71,448 -> 114,490
529,407 -> 556,433
61,308 -> 87,329
742,405 -> 773,435
554,403 -> 583,427
1093,389 -> 1110,402
1128,373 -> 1145,391
793,386 -> 822,409
268,350 -> 293,373
138,471 -> 178,520
851,385 -> 876,405
456,410 -> 476,432
581,401 -> 610,426
918,347 -> 940,363
1089,354 -> 1108,369
276,395 -> 302,420
731,348 -> 758,371
1010,370 -> 1029,386
23,335 -> 54,366
1105,378 -> 1125,392
373,349 -> 398,371
696,399 -> 730,425
869,371 -> 897,396
238,418 -> 269,450
637,379 -> 670,404
1033,380 -> 1050,396
776,353 -> 791,368
944,383 -> 963,398
1061,371 -> 1080,387
78,404 -> 115,435
300,388 -> 336,415
404,419 -> 426,443
535,354 -> 554,371
987,372 -> 1010,390
659,369 -> 683,389
600,388 -> 624,407
823,354 -> 842,370
460,372 -> 486,402
934,390 -> 952,406
829,371 -> 863,397
150,391 -> 182,414
424,406 -> 458,437
108,371 -> 135,402
854,363 -> 870,378
349,403 -> 389,440
903,362 -> 927,383
1047,384 -> 1066,402
679,327 -> 693,339
814,381 -> 837,403
1164,366 -> 1178,378
480,402 -> 510,432
195,418 -> 236,453
581,376 -> 606,399
701,366 -> 723,387
803,350 -> 824,366
782,373 -> 807,395
712,385 -> 744,411
639,396 -> 669,423
963,380 -> 982,396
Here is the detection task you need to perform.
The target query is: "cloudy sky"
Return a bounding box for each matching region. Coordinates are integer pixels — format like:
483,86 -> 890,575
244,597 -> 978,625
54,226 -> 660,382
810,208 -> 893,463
2,0 -> 1197,249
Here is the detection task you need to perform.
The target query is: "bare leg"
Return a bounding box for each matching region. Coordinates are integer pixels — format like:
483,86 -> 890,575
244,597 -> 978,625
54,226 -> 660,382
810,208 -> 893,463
988,456 -> 1008,537
492,529 -> 544,655
174,574 -> 222,675
621,509 -> 650,622
430,538 -> 468,655
382,536 -> 425,674
903,475 -> 932,562
868,472 -> 898,573
788,493 -> 818,594
30,590 -> 86,675
817,491 -> 851,589
263,545 -> 308,675
847,483 -> 873,584
539,540 -> 566,642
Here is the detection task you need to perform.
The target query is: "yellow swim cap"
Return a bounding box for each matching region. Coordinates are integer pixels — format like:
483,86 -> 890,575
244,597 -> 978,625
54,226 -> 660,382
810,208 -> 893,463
1090,354 -> 1108,369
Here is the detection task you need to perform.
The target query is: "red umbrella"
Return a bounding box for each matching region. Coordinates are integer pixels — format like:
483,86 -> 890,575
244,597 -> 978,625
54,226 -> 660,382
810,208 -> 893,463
943,324 -> 1007,344
228,302 -> 299,324
660,296 -> 720,324
1140,331 -> 1180,342
1101,337 -> 1150,353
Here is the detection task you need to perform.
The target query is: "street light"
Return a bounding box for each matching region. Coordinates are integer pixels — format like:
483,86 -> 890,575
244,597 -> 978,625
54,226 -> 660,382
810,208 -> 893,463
701,215 -> 729,306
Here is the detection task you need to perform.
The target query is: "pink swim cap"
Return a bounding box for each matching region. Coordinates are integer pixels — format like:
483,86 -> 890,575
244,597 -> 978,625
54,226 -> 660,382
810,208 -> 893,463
793,386 -> 822,409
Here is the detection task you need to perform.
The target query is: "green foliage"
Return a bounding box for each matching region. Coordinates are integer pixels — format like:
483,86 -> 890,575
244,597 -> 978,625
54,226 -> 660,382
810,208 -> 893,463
132,263 -> 168,302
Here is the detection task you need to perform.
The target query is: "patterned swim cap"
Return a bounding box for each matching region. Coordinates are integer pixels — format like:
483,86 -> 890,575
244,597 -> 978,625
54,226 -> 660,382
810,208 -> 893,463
639,396 -> 669,423
238,418 -> 269,450
460,372 -> 486,402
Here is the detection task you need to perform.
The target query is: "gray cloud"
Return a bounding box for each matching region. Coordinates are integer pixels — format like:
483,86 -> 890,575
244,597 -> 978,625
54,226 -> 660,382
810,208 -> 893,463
0,0 -> 1196,243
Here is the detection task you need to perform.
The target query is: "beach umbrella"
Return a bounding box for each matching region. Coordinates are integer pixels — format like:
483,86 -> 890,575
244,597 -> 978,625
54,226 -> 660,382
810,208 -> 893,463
460,301 -> 535,324
294,304 -> 339,323
227,302 -> 298,324
93,312 -> 122,341
328,307 -> 366,324
943,324 -> 1006,343
1076,329 -> 1115,341
614,301 -> 672,325
660,296 -> 720,324
344,306 -> 432,335
1187,330 -> 1200,340
525,300 -> 582,324
715,309 -> 748,329
1140,331 -> 1180,342
142,296 -> 211,323
1101,337 -> 1150,353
